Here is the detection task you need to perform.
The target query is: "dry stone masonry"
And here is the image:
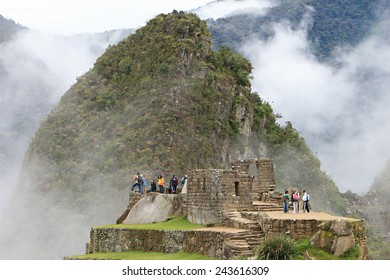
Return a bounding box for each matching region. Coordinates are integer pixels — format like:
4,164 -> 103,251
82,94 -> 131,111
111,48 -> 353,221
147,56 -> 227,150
82,157 -> 370,260
232,158 -> 276,201
187,169 -> 253,225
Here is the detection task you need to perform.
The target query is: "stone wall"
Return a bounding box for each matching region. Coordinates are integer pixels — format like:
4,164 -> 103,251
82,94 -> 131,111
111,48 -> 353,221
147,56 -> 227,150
254,212 -> 321,239
186,169 -> 253,225
231,158 -> 276,201
247,212 -> 369,259
311,219 -> 370,259
88,227 -> 227,259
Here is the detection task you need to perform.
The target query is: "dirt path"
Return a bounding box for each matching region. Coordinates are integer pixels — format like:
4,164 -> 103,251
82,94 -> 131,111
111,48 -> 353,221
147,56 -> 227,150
196,227 -> 249,233
195,210 -> 360,234
265,210 -> 359,221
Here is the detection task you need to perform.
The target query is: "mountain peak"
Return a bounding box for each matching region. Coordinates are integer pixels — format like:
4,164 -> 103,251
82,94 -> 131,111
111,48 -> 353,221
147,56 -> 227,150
94,11 -> 211,82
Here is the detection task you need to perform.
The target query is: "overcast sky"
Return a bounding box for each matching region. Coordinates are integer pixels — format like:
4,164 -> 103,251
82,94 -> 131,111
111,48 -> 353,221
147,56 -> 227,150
0,0 -> 213,35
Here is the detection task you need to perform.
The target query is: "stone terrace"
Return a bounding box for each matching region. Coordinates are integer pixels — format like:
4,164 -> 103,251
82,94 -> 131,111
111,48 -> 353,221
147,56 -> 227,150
84,158 -> 369,260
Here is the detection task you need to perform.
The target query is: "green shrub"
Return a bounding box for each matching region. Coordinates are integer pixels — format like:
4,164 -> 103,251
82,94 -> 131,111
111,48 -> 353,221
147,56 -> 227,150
257,235 -> 297,260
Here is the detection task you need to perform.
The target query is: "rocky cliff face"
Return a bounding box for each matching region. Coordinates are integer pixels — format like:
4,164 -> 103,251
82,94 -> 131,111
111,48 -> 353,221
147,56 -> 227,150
344,191 -> 390,239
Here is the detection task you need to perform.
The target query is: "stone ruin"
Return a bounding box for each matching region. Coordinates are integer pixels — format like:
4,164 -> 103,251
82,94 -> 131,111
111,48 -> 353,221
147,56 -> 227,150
187,158 -> 277,225
81,157 -> 370,260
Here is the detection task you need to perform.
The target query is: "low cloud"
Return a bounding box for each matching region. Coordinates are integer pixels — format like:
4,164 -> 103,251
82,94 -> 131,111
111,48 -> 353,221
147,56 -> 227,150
195,0 -> 275,20
240,16 -> 390,193
0,28 -> 130,251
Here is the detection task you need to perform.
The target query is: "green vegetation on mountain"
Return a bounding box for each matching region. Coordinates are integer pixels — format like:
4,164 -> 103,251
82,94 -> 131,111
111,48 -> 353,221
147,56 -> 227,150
208,0 -> 384,61
22,11 -> 342,214
11,11 -> 348,259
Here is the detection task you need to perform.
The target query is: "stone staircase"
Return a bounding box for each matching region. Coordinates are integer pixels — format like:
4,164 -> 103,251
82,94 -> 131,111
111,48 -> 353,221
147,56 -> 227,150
253,201 -> 283,212
224,230 -> 264,258
222,202 -> 284,258
224,211 -> 265,258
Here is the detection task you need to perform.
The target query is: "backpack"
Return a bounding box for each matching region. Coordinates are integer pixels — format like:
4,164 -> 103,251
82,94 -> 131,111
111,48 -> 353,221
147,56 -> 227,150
282,194 -> 288,202
137,176 -> 142,184
293,193 -> 298,201
307,194 -> 310,201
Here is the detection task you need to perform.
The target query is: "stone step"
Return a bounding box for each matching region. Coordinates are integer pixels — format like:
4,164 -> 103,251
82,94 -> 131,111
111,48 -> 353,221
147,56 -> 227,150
247,236 -> 264,241
252,202 -> 283,212
229,233 -> 262,239
253,205 -> 282,210
226,243 -> 251,250
248,225 -> 262,231
255,208 -> 282,212
230,250 -> 253,256
232,250 -> 252,255
227,211 -> 241,216
248,239 -> 263,246
228,236 -> 250,242
228,217 -> 258,226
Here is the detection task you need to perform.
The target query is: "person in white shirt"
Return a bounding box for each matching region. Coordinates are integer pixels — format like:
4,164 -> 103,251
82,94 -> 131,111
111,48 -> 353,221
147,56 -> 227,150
302,189 -> 310,213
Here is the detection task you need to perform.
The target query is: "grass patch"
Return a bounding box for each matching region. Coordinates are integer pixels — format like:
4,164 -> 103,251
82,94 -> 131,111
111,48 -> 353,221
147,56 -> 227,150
70,251 -> 215,260
94,216 -> 205,231
293,238 -> 360,260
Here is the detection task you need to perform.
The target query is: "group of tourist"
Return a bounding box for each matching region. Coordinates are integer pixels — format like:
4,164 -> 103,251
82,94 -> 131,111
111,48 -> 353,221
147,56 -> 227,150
130,173 -> 311,214
130,172 -> 188,194
282,188 -> 311,214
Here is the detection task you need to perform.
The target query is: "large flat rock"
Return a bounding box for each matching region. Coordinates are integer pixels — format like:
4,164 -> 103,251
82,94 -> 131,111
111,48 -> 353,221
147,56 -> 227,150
123,193 -> 175,224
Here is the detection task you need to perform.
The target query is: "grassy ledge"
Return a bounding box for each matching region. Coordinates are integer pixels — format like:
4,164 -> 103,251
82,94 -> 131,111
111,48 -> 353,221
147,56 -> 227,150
93,216 -> 206,231
68,251 -> 215,260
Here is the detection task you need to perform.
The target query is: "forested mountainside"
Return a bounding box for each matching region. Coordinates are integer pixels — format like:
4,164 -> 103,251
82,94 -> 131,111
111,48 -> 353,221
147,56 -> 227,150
0,15 -> 25,43
208,0 -> 386,61
206,0 -> 390,259
1,11 -> 342,259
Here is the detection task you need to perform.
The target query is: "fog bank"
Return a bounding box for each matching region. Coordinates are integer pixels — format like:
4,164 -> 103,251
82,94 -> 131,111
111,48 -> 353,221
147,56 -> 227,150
240,17 -> 390,193
0,28 -> 130,240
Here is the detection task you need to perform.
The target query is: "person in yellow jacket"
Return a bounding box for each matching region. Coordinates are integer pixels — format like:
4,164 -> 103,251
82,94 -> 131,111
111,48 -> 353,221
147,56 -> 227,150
157,175 -> 165,193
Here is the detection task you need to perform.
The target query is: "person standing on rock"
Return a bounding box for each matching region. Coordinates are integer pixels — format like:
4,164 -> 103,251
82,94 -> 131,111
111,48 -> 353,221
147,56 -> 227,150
181,175 -> 188,193
158,175 -> 165,193
131,172 -> 142,193
170,174 -> 179,194
141,174 -> 147,194
302,189 -> 310,213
